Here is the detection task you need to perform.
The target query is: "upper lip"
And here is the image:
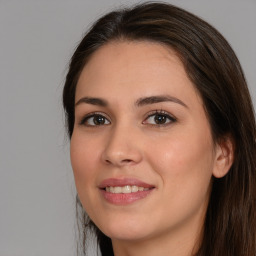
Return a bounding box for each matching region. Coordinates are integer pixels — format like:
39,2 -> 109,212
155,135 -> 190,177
98,178 -> 155,189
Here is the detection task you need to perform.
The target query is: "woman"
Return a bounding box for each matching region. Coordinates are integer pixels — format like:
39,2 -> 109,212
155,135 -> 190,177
63,2 -> 256,256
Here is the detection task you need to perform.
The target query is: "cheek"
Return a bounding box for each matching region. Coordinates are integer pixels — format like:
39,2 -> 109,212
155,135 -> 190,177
70,133 -> 106,223
149,130 -> 214,170
150,132 -> 214,219
146,126 -> 215,200
70,134 -> 101,195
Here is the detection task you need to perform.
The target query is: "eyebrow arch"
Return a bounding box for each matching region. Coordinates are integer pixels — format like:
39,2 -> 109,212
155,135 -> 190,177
135,95 -> 188,108
75,97 -> 108,107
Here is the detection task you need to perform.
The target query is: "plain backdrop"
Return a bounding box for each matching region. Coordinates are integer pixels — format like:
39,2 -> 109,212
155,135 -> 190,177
0,0 -> 255,255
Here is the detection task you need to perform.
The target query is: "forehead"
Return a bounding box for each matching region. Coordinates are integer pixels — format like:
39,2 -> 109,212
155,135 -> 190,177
75,40 -> 202,107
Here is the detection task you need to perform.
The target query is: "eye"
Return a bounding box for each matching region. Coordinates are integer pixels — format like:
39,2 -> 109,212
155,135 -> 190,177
143,111 -> 176,126
80,113 -> 111,126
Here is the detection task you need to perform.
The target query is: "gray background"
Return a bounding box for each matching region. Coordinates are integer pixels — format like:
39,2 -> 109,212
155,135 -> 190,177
0,0 -> 255,255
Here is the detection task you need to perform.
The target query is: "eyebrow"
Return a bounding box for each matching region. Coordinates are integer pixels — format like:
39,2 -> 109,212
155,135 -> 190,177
75,97 -> 108,107
135,95 -> 188,108
75,95 -> 188,108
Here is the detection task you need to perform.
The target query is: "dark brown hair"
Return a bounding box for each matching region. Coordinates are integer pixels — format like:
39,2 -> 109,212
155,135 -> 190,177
63,2 -> 256,255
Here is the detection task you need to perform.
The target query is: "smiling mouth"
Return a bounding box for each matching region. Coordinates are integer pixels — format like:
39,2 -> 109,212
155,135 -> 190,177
104,185 -> 152,194
99,178 -> 155,204
100,186 -> 154,205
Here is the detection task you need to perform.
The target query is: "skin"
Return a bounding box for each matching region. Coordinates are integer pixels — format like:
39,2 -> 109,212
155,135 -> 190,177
70,41 -> 233,256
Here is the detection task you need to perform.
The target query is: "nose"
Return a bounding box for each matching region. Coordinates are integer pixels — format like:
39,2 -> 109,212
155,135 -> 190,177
101,124 -> 143,167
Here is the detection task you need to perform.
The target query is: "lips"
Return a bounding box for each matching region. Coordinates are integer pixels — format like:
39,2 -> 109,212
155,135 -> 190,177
99,178 -> 155,205
99,178 -> 154,188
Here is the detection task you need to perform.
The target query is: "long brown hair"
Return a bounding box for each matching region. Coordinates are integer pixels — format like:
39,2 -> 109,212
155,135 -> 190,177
63,2 -> 256,255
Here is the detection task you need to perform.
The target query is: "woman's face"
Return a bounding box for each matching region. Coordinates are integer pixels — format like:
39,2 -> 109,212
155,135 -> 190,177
70,41 -> 222,244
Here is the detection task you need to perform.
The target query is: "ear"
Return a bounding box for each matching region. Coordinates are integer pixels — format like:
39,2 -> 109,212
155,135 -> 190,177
212,135 -> 235,178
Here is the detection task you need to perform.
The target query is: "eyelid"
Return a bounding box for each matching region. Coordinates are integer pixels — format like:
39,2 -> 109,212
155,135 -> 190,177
79,111 -> 111,126
78,110 -> 176,127
142,110 -> 177,126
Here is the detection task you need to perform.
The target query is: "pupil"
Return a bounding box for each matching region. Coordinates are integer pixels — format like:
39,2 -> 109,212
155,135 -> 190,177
154,114 -> 166,124
94,115 -> 105,125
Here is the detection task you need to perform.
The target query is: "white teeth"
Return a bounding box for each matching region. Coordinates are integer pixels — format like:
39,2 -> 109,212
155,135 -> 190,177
105,185 -> 149,193
122,185 -> 131,193
131,185 -> 138,192
115,186 -> 122,193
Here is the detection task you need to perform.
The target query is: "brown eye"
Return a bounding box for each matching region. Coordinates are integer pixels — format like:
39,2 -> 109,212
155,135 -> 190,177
154,114 -> 167,124
93,115 -> 107,125
81,114 -> 110,126
144,111 -> 176,126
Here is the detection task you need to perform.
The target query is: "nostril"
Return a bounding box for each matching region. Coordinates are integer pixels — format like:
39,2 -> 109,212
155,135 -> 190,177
122,159 -> 132,163
104,158 -> 133,165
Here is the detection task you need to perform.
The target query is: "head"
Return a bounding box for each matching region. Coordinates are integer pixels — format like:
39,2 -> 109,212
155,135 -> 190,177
63,2 -> 256,256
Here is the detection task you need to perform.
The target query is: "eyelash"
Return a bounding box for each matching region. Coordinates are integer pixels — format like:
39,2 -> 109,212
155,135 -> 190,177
79,110 -> 177,127
79,112 -> 110,126
143,110 -> 177,126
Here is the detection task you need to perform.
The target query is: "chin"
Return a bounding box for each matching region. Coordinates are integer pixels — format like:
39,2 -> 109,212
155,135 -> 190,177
105,229 -> 151,242
98,217 -> 154,241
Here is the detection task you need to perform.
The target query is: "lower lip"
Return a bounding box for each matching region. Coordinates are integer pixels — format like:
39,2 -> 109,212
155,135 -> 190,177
100,189 -> 154,205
